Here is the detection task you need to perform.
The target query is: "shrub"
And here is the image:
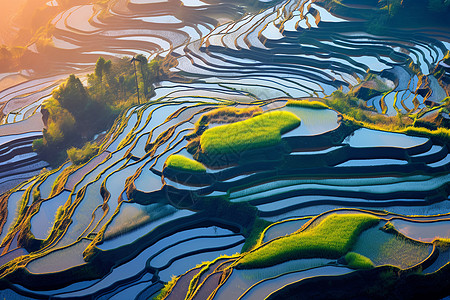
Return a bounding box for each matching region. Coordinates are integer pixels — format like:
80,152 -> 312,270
32,138 -> 45,153
344,252 -> 374,269
286,99 -> 329,109
41,97 -> 76,145
164,154 -> 206,173
45,122 -> 64,144
32,188 -> 40,203
52,74 -> 89,117
67,142 -> 99,165
55,205 -> 64,221
236,213 -> 379,269
200,111 -> 301,155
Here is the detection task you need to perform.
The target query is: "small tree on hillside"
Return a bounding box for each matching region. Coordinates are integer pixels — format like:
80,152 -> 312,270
52,74 -> 89,118
135,54 -> 150,98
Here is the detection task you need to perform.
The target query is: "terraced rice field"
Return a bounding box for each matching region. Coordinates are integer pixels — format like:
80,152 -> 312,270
0,0 -> 449,298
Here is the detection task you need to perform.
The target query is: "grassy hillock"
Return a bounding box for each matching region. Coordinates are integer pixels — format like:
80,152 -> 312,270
200,111 -> 301,155
286,99 -> 329,109
344,252 -> 374,269
194,106 -> 263,130
164,154 -> 206,173
236,213 -> 379,269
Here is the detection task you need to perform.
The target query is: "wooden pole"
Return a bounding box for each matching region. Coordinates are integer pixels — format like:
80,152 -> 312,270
131,56 -> 140,105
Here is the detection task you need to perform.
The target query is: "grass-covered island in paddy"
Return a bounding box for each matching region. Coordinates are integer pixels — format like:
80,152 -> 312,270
0,0 -> 449,299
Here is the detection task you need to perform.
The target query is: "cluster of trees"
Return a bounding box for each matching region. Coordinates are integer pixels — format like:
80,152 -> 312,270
33,55 -> 161,165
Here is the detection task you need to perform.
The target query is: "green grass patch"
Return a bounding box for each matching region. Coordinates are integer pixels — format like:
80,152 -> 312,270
286,99 -> 329,109
435,238 -> 450,250
323,90 -> 411,132
345,252 -> 374,269
200,111 -> 301,155
402,126 -> 450,143
153,275 -> 178,300
241,218 -> 272,253
236,213 -> 379,269
195,106 -> 262,129
67,142 -> 99,165
164,154 -> 206,173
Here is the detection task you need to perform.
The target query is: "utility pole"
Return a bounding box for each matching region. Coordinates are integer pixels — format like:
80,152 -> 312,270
131,56 -> 140,105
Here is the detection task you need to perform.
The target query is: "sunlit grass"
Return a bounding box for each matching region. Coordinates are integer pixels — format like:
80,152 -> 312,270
194,106 -> 262,129
165,154 -> 206,173
153,275 -> 178,300
67,142 -> 99,165
200,111 -> 301,155
237,213 -> 379,269
286,99 -> 329,109
402,126 -> 450,143
345,252 -> 374,269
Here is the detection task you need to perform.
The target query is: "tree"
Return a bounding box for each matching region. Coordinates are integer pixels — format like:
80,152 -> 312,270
95,57 -> 106,80
94,57 -> 112,95
52,74 -> 89,118
135,54 -> 150,98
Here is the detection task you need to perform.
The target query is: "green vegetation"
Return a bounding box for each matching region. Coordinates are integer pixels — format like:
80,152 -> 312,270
67,142 -> 99,165
32,188 -> 40,203
153,275 -> 178,300
351,73 -> 393,100
286,99 -> 329,109
186,254 -> 240,299
322,90 -> 416,133
187,106 -> 263,158
402,126 -> 450,144
344,252 -> 374,269
318,90 -> 450,144
236,213 -> 379,269
324,91 -> 391,126
381,221 -> 396,233
33,56 -> 163,166
241,218 -> 272,252
194,106 -> 262,129
200,111 -> 301,155
164,154 -> 206,173
435,238 -> 450,250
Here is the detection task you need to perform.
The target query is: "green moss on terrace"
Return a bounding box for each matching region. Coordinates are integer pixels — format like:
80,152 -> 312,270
236,213 -> 379,269
345,252 -> 374,269
200,111 -> 301,155
164,154 -> 206,173
286,99 -> 330,109
402,126 -> 450,144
